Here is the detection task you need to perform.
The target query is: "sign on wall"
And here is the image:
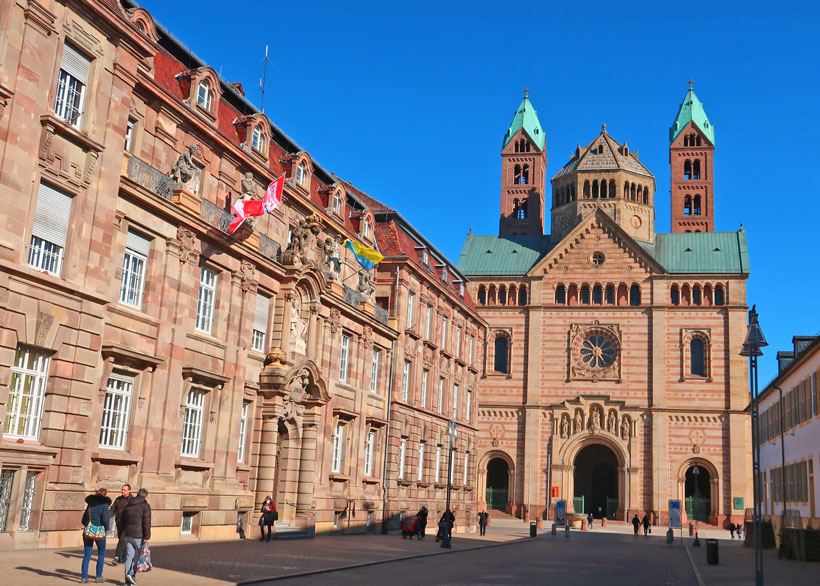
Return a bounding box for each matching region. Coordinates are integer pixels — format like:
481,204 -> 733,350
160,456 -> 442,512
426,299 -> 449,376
669,500 -> 682,529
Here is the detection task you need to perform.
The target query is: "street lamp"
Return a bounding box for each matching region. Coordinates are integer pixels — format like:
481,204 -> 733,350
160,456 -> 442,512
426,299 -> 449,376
441,418 -> 457,549
740,304 -> 767,586
692,464 -> 701,499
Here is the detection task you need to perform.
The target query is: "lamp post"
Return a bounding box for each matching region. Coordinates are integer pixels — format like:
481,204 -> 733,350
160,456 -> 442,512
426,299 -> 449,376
692,464 -> 701,498
441,418 -> 457,549
740,305 -> 767,586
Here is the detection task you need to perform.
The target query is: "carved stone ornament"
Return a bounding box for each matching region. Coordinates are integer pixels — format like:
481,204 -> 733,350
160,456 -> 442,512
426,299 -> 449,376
323,235 -> 342,282
283,214 -> 324,267
573,409 -> 584,434
560,414 -> 570,438
620,416 -> 630,440
35,310 -> 55,347
289,295 -> 308,355
357,270 -> 375,303
362,325 -> 373,349
169,144 -> 201,188
176,227 -> 198,265
607,410 -> 617,433
692,443 -> 701,454
239,260 -> 257,293
568,321 -> 622,383
239,172 -> 259,202
589,407 -> 602,434
264,347 -> 287,368
329,308 -> 341,333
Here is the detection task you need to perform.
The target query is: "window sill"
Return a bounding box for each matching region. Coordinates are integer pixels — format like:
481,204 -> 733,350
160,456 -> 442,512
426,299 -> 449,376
175,459 -> 214,470
0,439 -> 60,456
397,480 -> 412,487
329,473 -> 350,482
454,357 -> 467,367
440,349 -> 453,360
107,304 -> 159,328
423,340 -> 438,351
680,376 -> 713,383
405,328 -> 421,340
236,463 -> 251,472
91,450 -> 142,465
362,476 -> 380,485
417,481 -> 431,488
186,331 -> 228,351
433,483 -> 446,489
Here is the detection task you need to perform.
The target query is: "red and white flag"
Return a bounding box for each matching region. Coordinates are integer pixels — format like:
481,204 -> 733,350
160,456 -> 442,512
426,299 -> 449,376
229,175 -> 285,234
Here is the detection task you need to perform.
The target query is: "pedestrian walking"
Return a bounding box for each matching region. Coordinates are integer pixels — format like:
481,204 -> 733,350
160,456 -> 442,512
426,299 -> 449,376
259,496 -> 277,542
632,514 -> 640,535
121,488 -> 151,585
728,521 -> 736,539
80,488 -> 111,583
736,523 -> 743,540
416,506 -> 428,539
478,510 -> 489,536
110,484 -> 131,564
587,513 -> 594,529
641,514 -> 650,535
437,509 -> 455,541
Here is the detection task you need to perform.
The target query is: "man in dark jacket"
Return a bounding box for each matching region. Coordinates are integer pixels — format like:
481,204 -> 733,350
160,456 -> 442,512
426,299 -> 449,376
631,514 -> 640,535
121,488 -> 151,585
110,483 -> 131,564
641,514 -> 651,535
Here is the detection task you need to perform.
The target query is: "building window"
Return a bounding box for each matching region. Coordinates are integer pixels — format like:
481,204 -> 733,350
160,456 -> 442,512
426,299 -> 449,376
402,360 -> 411,401
180,389 -> 206,458
441,316 -> 448,349
196,81 -> 212,110
469,335 -> 474,364
452,384 -> 459,419
4,346 -> 49,439
99,374 -> 133,450
438,378 -> 445,414
296,162 -> 308,188
252,292 -> 269,353
29,183 -> 73,276
120,230 -> 150,309
125,119 -> 135,152
464,451 -> 470,485
195,267 -> 217,334
407,291 -> 415,329
421,369 -> 429,407
331,421 -> 345,473
425,305 -> 432,339
714,285 -> 725,305
456,326 -> 462,357
339,334 -> 351,382
364,429 -> 376,476
417,442 -> 425,481
251,126 -> 263,152
629,284 -> 641,306
362,218 -> 371,239
398,437 -> 407,479
54,44 -> 90,127
590,252 -> 606,266
671,286 -> 680,306
435,445 -> 442,483
237,401 -> 250,463
605,285 -> 615,305
0,470 -> 15,532
332,191 -> 341,214
555,285 -> 566,305
494,336 -> 509,374
690,338 -> 706,376
181,511 -> 196,534
18,471 -> 38,532
466,390 -> 472,423
370,347 -> 381,394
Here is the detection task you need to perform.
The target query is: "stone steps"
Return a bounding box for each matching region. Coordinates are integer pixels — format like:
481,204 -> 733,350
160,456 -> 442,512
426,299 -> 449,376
273,521 -> 312,540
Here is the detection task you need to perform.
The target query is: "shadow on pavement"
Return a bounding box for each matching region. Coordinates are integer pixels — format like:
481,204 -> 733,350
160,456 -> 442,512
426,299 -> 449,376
15,566 -> 82,582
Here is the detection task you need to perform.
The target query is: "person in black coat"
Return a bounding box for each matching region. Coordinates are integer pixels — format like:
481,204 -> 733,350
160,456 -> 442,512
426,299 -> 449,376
631,514 -> 640,535
641,514 -> 651,535
478,510 -> 489,536
81,488 -> 111,583
121,488 -> 151,585
110,483 -> 131,564
416,506 -> 428,539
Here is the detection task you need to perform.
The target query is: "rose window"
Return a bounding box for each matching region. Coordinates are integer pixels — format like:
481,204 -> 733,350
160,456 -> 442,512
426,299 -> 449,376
579,335 -> 616,369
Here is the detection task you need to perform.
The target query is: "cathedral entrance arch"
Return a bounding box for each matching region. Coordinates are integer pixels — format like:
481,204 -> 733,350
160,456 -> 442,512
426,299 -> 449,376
683,461 -> 713,522
479,451 -> 514,513
573,444 -> 618,519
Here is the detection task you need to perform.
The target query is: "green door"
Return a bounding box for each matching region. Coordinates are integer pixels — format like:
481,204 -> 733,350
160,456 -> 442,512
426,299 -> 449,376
685,497 -> 710,522
486,487 -> 508,511
573,496 -> 585,515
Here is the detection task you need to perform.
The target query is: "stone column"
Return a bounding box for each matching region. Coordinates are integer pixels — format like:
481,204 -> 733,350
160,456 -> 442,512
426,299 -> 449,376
255,415 -> 279,511
296,415 -> 319,530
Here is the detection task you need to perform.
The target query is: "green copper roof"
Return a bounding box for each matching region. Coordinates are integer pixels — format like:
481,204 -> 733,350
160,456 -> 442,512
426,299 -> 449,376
457,234 -> 553,276
502,96 -> 546,151
670,86 -> 715,146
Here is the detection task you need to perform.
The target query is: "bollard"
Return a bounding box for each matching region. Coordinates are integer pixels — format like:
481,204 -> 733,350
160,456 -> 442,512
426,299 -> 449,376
530,521 -> 537,538
565,524 -> 570,538
693,531 -> 701,547
551,523 -> 557,536
666,528 -> 674,543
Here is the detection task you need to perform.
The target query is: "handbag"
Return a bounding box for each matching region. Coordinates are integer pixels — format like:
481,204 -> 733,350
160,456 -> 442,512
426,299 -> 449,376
83,520 -> 106,541
136,542 -> 152,573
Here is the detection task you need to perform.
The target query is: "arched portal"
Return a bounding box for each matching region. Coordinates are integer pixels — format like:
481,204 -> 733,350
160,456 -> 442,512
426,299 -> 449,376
684,463 -> 711,522
486,457 -> 510,511
574,443 -> 618,519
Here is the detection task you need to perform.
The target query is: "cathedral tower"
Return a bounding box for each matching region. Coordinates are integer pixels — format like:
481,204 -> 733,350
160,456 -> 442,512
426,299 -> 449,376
499,90 -> 547,236
669,81 -> 715,233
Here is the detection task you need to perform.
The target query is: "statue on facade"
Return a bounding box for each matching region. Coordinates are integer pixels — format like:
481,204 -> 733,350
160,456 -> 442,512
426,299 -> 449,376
574,410 -> 583,434
323,235 -> 342,282
621,417 -> 630,440
357,269 -> 375,303
287,368 -> 310,403
239,172 -> 259,201
590,408 -> 601,431
560,415 -> 569,438
289,295 -> 308,355
607,411 -> 617,433
169,144 -> 200,186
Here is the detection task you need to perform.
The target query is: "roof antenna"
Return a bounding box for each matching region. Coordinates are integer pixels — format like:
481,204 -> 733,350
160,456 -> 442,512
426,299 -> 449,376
259,45 -> 269,113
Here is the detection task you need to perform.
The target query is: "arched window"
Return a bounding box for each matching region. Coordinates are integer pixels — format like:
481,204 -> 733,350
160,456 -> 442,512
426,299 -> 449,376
682,284 -> 691,305
684,160 -> 692,180
696,135 -> 702,146
630,183 -> 636,201
583,180 -> 590,198
684,196 -> 692,216
693,159 -> 701,180
251,126 -> 263,152
555,285 -> 566,305
601,179 -> 608,198
609,179 -> 616,198
643,187 -> 649,205
508,285 -> 517,306
605,285 -> 615,305
516,207 -> 526,219
514,164 -> 522,184
197,80 -> 212,110
703,284 -> 713,305
592,180 -> 599,199
693,195 -> 701,216
571,185 -> 576,201
693,286 -> 702,306
332,191 -> 342,214
296,162 -> 308,187
494,336 -> 509,374
592,285 -> 603,305
568,284 -> 578,306
637,185 -> 643,202
518,285 -> 527,306
690,338 -> 706,376
488,285 -> 496,305
629,284 -> 640,306
623,181 -> 629,199
580,285 -> 590,305
714,285 -> 725,306
671,285 -> 680,306
478,286 -> 486,305
362,217 -> 371,239
684,135 -> 689,146
617,283 -> 628,306
521,164 -> 530,185
498,286 -> 507,306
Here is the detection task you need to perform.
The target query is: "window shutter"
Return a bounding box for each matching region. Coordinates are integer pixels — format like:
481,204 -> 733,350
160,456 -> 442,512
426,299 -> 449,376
32,183 -> 72,247
254,293 -> 268,333
60,43 -> 91,83
126,230 -> 151,257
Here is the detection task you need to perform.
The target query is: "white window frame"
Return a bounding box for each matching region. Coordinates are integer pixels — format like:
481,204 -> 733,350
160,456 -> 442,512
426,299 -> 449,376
407,291 -> 415,329
120,243 -> 148,310
181,511 -> 196,534
370,348 -> 381,394
469,335 -> 474,364
195,267 -> 217,334
421,369 -> 429,408
466,390 -> 472,423
4,347 -> 50,439
251,126 -> 263,152
252,293 -> 269,353
339,333 -> 351,382
464,451 -> 470,485
438,378 -> 444,414
435,445 -> 442,483
417,441 -> 425,481
99,374 -> 133,450
296,162 -> 308,187
456,325 -> 462,357
125,119 -> 135,152
453,384 -> 459,419
398,437 -> 407,479
425,305 -> 432,339
29,183 -> 73,277
237,401 -> 250,463
364,429 -> 376,477
180,388 -> 206,458
441,316 -> 448,349
331,420 -> 345,473
362,218 -> 371,239
332,191 -> 341,214
196,80 -> 212,110
422,250 -> 429,265
28,236 -> 65,276
54,66 -> 87,128
401,360 -> 411,402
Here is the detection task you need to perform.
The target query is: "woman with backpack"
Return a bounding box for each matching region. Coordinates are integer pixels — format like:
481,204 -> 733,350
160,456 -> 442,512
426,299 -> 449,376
80,488 -> 111,583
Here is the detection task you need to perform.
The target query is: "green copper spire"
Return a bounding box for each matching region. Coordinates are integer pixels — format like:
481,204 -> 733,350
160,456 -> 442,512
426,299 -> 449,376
502,88 -> 546,151
669,80 -> 715,146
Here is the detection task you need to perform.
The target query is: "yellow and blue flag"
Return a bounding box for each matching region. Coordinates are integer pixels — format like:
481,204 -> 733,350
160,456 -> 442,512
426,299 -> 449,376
343,238 -> 384,271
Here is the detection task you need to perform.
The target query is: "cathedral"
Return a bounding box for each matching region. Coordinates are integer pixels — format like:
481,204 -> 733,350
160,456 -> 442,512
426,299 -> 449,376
459,86 -> 752,526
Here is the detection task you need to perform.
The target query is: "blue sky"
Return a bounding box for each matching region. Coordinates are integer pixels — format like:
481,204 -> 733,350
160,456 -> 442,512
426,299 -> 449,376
137,0 -> 818,384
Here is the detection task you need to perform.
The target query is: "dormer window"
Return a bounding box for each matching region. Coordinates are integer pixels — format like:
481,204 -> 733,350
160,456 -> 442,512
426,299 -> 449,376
296,162 -> 308,188
422,250 -> 429,265
362,217 -> 371,239
459,283 -> 465,296
251,126 -> 263,152
442,267 -> 448,282
332,191 -> 342,214
197,81 -> 212,110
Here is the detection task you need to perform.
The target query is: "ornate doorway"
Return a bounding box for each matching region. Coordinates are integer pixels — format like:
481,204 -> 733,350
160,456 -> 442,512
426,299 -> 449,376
684,464 -> 711,522
486,458 -> 510,511
574,443 -> 618,518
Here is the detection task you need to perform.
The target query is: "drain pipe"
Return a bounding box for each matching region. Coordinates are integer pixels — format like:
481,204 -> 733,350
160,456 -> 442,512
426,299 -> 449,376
381,266 -> 400,533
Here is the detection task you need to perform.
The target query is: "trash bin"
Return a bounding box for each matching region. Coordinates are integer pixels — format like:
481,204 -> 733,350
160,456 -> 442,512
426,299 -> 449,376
530,521 -> 537,537
706,539 -> 719,565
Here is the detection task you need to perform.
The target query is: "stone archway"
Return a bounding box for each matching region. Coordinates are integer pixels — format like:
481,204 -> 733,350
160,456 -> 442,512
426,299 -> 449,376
573,444 -> 619,519
478,450 -> 515,513
677,458 -> 719,524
